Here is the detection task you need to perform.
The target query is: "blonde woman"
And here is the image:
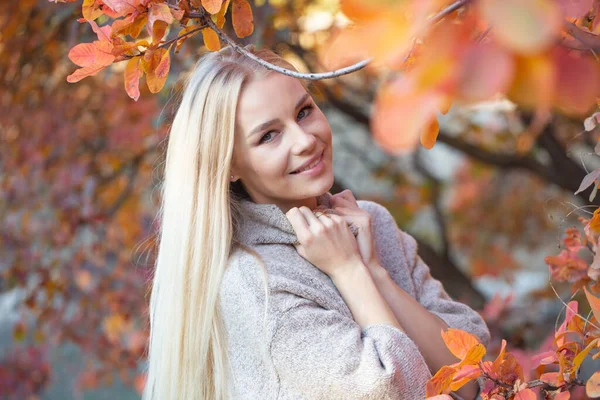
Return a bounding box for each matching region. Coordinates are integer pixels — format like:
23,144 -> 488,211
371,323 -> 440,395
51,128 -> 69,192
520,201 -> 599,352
143,44 -> 490,400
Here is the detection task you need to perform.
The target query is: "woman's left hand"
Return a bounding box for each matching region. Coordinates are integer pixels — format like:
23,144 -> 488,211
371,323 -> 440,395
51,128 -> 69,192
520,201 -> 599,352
330,190 -> 384,275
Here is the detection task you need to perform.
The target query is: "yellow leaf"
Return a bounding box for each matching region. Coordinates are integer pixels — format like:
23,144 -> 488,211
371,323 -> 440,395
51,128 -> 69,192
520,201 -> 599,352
202,27 -> 221,51
426,366 -> 457,397
573,338 -> 599,371
216,0 -> 231,28
458,343 -> 486,366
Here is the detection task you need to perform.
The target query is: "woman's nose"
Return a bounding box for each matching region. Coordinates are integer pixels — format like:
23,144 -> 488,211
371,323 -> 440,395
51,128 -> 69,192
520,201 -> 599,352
290,124 -> 317,155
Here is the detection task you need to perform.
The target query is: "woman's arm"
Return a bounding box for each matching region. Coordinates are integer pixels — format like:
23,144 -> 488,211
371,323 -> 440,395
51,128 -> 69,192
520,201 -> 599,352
369,264 -> 480,400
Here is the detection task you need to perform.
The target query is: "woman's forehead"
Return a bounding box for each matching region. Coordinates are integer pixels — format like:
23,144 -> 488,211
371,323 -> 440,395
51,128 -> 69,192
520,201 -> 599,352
236,74 -> 308,129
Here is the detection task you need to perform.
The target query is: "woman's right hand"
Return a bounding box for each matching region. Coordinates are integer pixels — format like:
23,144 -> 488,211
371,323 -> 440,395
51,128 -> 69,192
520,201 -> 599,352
285,206 -> 365,279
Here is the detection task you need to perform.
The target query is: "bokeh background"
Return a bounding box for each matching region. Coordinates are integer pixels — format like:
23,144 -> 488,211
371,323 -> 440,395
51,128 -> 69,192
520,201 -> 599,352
2,0 -> 600,398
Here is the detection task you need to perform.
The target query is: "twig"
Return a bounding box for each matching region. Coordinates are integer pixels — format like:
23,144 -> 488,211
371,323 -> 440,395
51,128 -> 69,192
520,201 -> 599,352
184,0 -> 471,80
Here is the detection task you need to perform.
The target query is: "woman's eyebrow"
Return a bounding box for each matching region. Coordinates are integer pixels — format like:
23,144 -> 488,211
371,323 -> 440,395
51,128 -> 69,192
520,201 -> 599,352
246,93 -> 311,138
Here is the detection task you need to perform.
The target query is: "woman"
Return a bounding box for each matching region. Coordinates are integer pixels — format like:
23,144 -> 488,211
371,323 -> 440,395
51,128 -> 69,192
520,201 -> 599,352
143,44 -> 490,400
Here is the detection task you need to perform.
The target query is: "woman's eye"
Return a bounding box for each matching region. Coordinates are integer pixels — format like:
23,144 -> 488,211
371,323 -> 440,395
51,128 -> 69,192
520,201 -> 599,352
297,104 -> 313,120
259,131 -> 275,144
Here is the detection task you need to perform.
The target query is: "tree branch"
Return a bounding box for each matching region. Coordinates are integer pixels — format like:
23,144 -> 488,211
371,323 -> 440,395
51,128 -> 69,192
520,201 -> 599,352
181,0 -> 471,80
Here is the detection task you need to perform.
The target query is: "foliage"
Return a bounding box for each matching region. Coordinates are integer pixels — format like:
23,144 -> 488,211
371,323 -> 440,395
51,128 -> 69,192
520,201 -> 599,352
5,0 -> 600,398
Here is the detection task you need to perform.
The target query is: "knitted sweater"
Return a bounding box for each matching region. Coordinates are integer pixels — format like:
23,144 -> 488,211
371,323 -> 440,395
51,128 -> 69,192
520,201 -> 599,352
219,192 -> 490,399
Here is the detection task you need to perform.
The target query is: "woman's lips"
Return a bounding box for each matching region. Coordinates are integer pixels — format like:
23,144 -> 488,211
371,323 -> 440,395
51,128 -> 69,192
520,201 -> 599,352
290,150 -> 325,176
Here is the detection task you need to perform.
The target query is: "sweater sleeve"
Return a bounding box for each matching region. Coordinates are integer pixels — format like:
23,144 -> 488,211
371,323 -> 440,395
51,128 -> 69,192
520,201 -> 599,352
363,201 -> 491,347
269,293 -> 432,399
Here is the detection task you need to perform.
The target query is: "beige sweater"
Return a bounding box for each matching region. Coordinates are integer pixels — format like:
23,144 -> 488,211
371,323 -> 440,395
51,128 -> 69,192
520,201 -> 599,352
219,192 -> 490,399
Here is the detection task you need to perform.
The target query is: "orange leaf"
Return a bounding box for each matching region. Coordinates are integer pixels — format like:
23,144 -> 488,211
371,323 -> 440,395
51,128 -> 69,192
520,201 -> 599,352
112,13 -> 148,39
507,53 -> 555,112
232,0 -> 253,38
426,366 -> 457,397
202,0 -> 223,14
441,328 -> 481,361
458,343 -> 486,366
143,45 -> 171,93
68,41 -> 115,67
202,27 -> 221,51
478,0 -> 562,53
67,63 -> 108,83
125,56 -> 143,101
372,77 -> 444,153
82,0 -> 104,21
216,0 -> 231,28
449,365 -> 480,391
587,370 -> 600,397
148,2 -> 173,40
585,285 -> 600,323
420,118 -> 439,150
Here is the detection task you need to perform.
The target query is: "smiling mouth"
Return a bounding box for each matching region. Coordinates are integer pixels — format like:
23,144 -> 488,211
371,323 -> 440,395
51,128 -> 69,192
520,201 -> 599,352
290,150 -> 324,174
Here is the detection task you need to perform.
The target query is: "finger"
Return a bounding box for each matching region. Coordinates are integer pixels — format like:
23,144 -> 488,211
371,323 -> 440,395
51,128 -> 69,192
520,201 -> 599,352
339,189 -> 359,206
328,214 -> 345,224
298,206 -> 321,227
286,207 -> 310,238
317,213 -> 335,228
331,192 -> 358,208
332,206 -> 359,215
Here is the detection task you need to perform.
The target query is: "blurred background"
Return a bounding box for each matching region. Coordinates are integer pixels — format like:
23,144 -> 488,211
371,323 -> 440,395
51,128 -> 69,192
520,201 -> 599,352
2,0 -> 599,398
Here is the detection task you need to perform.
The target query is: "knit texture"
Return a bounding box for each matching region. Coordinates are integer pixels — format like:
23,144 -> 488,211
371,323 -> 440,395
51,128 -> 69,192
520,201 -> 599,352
219,192 -> 490,399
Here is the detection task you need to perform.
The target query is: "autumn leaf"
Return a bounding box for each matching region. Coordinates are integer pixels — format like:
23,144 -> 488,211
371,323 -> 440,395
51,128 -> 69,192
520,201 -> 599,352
202,0 -> 223,14
441,328 -> 482,360
125,56 -> 143,101
82,0 -> 104,21
426,365 -> 457,397
588,370 -> 600,397
232,0 -> 253,38
585,286 -> 600,323
478,0 -> 562,54
216,0 -> 231,28
101,0 -> 140,17
142,45 -> 172,93
372,76 -> 445,153
202,27 -> 221,51
111,12 -> 148,39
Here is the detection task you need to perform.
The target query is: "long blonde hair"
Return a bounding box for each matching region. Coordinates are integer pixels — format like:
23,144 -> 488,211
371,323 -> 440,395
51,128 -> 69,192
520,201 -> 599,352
143,45 -> 302,400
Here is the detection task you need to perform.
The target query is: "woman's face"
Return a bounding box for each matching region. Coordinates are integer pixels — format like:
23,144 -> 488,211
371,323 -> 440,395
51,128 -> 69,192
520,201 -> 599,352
231,72 -> 334,211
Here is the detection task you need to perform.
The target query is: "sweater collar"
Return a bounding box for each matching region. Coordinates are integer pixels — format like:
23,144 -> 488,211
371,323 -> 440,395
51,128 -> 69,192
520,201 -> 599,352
234,192 -> 334,246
